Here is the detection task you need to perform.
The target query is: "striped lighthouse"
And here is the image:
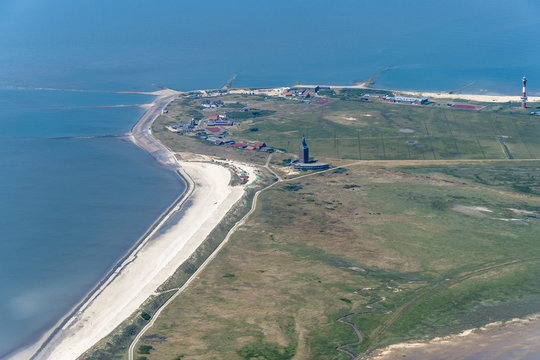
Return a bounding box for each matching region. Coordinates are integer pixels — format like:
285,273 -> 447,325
521,76 -> 527,109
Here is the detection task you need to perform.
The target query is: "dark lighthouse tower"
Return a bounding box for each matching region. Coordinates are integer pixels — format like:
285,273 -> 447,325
299,135 -> 309,163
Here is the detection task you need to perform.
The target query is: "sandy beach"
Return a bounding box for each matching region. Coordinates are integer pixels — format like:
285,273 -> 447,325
26,161 -> 243,360
11,90 -> 246,360
398,90 -> 540,103
291,83 -> 540,104
369,314 -> 540,360
9,84 -> 539,360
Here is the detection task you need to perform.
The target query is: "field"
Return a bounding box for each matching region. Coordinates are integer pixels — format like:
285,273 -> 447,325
134,161 -> 540,359
88,92 -> 540,360
154,94 -> 540,164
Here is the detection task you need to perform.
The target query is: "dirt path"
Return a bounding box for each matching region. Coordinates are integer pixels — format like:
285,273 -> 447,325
337,257 -> 540,360
128,155 -> 540,360
128,153 -> 283,360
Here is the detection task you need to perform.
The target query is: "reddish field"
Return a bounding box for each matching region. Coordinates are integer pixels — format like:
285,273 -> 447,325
313,99 -> 331,105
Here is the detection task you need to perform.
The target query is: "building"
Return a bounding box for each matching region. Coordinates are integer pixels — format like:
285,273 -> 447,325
201,100 -> 224,108
385,96 -> 428,105
207,120 -> 233,126
299,135 -> 309,163
293,135 -> 329,171
254,141 -> 266,150
292,162 -> 329,170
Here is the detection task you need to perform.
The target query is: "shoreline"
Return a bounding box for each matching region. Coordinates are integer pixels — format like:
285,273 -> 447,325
11,89 -> 245,360
290,83 -> 540,103
369,313 -> 540,359
397,89 -> 540,103
8,83 -> 540,359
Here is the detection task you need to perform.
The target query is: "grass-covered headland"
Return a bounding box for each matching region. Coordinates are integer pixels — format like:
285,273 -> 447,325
84,90 -> 540,359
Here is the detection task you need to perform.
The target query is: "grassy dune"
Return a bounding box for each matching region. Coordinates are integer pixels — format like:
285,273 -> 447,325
137,162 -> 540,359
106,94 -> 540,360
155,95 -> 540,163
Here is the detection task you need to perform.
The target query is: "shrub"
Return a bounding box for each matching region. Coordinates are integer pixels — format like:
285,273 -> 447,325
137,345 -> 153,354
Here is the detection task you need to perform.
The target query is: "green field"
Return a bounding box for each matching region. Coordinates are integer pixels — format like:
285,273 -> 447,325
155,94 -> 540,163
84,93 -> 540,360
132,161 -> 540,359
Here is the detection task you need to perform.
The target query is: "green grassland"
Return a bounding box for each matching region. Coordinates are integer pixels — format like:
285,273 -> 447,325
86,93 -> 540,360
135,161 -> 540,359
155,94 -> 540,164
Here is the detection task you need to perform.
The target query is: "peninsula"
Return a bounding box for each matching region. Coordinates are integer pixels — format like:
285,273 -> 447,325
17,83 -> 540,360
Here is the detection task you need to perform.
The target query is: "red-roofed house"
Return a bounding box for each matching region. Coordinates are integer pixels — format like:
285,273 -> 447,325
208,115 -> 218,121
254,141 -> 266,150
232,143 -> 245,147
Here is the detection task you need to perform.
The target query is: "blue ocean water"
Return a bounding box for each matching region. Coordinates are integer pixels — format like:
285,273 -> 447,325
1,0 -> 539,94
0,0 -> 539,357
0,90 -> 183,357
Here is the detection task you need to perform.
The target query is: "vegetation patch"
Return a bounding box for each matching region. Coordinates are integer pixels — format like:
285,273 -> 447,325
137,345 -> 153,354
139,163 -> 540,359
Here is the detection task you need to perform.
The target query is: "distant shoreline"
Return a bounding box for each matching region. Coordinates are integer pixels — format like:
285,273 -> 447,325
369,313 -> 540,360
288,83 -> 540,103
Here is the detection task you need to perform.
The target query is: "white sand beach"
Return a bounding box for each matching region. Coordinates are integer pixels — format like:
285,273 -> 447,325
398,90 -> 540,103
369,314 -> 540,360
292,83 -> 540,103
11,90 -> 247,360
23,161 -> 244,360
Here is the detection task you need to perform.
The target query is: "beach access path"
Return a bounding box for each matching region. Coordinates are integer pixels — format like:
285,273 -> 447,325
15,89 -> 246,360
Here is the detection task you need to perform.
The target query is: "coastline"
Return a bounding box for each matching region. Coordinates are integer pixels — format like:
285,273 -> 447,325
397,90 -> 540,103
8,83 -> 540,360
11,89 -> 245,360
369,313 -> 540,359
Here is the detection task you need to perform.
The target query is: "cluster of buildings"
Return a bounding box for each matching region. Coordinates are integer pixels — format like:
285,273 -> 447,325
168,118 -> 198,134
384,96 -> 428,105
201,99 -> 224,108
202,136 -> 272,152
282,86 -> 330,99
207,113 -> 233,126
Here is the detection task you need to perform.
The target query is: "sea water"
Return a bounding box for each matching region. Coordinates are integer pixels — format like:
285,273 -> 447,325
1,0 -> 539,94
0,90 -> 184,357
0,0 -> 539,357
